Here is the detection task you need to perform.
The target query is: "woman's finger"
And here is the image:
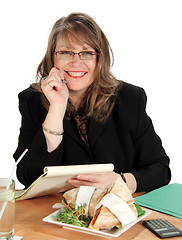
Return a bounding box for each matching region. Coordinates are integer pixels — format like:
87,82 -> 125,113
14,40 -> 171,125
47,79 -> 63,91
68,178 -> 103,188
49,67 -> 65,81
68,172 -> 120,189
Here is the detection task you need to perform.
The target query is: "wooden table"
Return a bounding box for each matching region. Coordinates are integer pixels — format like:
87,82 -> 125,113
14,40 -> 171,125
15,193 -> 182,240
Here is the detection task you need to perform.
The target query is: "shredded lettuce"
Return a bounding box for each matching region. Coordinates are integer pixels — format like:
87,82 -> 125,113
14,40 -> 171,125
56,205 -> 91,228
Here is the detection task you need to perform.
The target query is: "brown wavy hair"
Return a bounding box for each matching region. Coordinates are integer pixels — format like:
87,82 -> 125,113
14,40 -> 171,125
33,12 -> 122,122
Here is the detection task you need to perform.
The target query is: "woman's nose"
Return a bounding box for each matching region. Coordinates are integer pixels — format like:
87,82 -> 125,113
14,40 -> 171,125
71,53 -> 83,64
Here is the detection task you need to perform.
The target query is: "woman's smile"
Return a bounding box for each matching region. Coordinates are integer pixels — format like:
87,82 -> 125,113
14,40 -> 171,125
65,71 -> 88,78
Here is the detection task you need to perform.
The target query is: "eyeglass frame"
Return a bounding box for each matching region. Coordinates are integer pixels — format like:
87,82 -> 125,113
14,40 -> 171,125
54,50 -> 99,60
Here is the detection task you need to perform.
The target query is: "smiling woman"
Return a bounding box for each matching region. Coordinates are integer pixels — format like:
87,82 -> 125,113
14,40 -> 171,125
13,12 -> 171,194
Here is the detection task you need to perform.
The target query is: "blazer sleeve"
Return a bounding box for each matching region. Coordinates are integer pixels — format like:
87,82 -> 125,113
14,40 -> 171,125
13,88 -> 64,188
130,88 -> 171,192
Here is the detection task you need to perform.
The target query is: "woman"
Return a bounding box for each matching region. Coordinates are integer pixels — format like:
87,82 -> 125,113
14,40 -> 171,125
13,12 -> 171,192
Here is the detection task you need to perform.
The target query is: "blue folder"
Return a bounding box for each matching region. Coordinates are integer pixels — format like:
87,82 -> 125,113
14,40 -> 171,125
135,183 -> 182,219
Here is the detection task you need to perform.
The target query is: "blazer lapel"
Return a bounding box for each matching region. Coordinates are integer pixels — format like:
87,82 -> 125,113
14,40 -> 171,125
63,118 -> 90,151
88,117 -> 108,146
64,117 -> 108,150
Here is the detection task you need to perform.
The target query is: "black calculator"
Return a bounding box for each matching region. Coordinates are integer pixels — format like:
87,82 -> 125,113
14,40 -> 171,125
143,219 -> 182,238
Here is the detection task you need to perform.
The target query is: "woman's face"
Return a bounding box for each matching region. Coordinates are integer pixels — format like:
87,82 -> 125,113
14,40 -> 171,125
54,37 -> 97,96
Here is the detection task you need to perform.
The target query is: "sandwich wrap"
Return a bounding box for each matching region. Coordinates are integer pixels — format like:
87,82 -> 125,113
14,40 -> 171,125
62,176 -> 137,230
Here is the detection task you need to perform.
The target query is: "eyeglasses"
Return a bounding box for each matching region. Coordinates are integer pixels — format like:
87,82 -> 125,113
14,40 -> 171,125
54,51 -> 99,60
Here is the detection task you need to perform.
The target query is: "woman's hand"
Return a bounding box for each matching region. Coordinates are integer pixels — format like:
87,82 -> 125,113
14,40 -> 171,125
68,171 -> 121,189
41,67 -> 69,107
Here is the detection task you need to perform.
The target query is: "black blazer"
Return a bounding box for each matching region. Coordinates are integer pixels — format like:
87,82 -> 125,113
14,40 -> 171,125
13,82 -> 171,191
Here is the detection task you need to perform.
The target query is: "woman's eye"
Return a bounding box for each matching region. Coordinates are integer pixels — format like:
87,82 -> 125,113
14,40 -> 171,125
60,51 -> 72,55
82,51 -> 93,56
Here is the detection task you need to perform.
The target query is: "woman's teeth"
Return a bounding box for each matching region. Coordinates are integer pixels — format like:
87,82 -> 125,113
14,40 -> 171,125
66,71 -> 87,78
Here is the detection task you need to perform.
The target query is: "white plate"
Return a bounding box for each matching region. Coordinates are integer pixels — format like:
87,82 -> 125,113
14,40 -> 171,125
42,209 -> 151,238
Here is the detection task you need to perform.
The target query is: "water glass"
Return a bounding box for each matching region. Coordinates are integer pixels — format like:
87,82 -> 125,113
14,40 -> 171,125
0,179 -> 15,239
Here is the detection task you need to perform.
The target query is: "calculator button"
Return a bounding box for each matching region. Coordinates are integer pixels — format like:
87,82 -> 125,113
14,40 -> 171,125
155,228 -> 168,232
162,231 -> 181,236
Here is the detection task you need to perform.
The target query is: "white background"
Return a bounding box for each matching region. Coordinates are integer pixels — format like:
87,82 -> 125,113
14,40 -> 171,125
0,0 -> 181,189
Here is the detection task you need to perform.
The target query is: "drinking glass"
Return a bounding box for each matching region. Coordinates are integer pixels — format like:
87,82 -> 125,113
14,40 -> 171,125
0,179 -> 15,239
